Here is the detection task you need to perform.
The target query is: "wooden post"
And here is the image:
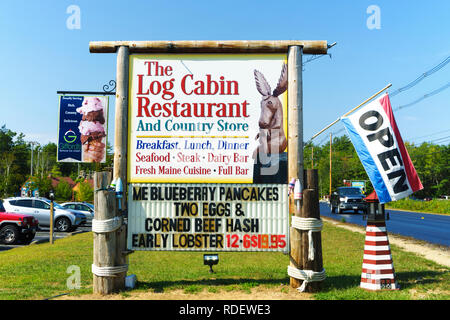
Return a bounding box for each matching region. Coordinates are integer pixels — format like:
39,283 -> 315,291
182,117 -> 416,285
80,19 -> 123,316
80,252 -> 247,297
288,45 -> 303,288
93,171 -> 117,294
112,45 -> 129,291
300,169 -> 323,292
90,40 -> 328,55
114,45 -> 129,191
49,202 -> 54,244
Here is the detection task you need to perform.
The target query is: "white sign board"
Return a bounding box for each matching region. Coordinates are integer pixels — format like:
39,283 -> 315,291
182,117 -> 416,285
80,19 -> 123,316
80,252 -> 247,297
128,54 -> 288,184
127,184 -> 289,252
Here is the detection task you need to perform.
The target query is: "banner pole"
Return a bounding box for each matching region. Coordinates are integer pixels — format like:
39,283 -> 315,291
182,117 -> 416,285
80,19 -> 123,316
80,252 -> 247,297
342,83 -> 392,117
310,83 -> 392,141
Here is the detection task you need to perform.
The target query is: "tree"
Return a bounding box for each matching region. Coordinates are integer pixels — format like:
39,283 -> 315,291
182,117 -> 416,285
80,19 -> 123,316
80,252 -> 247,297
76,181 -> 93,202
33,175 -> 52,198
0,126 -> 29,197
50,164 -> 62,177
55,180 -> 73,201
1,153 -> 15,197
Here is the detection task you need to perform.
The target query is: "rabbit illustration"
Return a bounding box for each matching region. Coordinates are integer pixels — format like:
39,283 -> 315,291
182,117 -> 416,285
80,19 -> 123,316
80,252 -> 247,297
252,63 -> 288,159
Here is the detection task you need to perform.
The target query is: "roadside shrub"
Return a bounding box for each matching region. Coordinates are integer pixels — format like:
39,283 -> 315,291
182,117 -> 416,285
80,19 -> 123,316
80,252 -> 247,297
386,198 -> 450,215
76,181 -> 93,202
55,180 -> 72,202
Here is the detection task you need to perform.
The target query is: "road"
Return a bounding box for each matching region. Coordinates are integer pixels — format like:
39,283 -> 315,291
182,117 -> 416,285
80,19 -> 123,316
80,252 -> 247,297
0,225 -> 91,252
319,202 -> 450,247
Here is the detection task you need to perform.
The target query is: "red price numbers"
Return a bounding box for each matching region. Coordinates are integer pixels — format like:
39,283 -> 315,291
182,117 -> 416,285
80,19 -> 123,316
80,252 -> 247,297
226,234 -> 286,249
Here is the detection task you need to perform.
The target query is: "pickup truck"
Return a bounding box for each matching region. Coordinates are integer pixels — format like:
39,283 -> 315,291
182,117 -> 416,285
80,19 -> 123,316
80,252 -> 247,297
0,201 -> 39,245
330,187 -> 367,214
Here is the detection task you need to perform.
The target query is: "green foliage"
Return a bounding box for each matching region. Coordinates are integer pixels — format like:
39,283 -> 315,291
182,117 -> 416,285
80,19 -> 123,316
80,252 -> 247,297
306,136 -> 372,197
406,142 -> 450,198
32,175 -> 52,198
55,180 -> 73,202
76,181 -> 93,202
0,125 -> 28,197
0,125 -> 113,198
386,198 -> 450,215
50,164 -> 62,177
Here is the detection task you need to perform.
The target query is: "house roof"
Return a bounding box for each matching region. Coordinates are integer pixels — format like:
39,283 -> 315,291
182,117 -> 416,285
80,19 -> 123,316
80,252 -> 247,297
50,176 -> 76,189
365,190 -> 379,202
73,179 -> 94,192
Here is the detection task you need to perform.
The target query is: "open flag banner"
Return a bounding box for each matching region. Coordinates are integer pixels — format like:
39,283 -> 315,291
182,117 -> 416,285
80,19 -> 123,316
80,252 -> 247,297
341,93 -> 423,203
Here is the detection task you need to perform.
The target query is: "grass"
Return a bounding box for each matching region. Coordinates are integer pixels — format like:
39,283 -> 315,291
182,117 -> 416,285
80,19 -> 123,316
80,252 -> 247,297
0,223 -> 448,300
386,198 -> 450,215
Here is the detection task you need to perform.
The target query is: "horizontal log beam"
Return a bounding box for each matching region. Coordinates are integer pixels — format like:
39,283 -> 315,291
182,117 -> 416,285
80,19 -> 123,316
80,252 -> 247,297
89,40 -> 328,55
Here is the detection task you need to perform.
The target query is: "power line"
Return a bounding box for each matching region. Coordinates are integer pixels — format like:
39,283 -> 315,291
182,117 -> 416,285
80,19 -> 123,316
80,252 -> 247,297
408,128 -> 450,142
315,127 -> 347,146
394,81 -> 450,111
303,53 -> 332,68
429,135 -> 450,143
302,42 -> 336,69
390,54 -> 450,97
409,136 -> 450,145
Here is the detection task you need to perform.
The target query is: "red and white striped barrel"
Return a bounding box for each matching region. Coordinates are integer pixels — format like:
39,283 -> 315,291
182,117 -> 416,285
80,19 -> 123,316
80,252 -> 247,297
360,222 -> 399,290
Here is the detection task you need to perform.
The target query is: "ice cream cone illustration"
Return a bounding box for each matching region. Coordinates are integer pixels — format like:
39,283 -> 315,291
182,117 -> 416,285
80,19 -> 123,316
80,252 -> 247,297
77,97 -> 106,162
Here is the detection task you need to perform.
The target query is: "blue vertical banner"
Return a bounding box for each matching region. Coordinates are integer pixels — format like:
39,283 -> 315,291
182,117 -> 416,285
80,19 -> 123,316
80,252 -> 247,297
57,95 -> 108,163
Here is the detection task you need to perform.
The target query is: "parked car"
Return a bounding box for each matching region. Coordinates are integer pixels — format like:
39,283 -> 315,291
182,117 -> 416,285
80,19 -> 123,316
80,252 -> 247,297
330,187 -> 367,214
3,197 -> 86,232
61,202 -> 94,224
0,200 -> 39,245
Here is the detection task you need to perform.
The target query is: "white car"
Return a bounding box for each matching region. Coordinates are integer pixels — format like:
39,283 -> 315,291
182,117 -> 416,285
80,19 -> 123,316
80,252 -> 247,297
61,202 -> 94,224
3,197 -> 86,232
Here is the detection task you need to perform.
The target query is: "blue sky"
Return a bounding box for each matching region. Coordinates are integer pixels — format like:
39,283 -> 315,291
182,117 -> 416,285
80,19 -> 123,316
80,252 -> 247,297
0,0 -> 449,147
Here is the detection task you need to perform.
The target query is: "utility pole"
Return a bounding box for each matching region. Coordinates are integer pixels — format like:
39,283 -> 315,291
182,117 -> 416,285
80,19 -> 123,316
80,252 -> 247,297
311,146 -> 314,169
329,133 -> 332,197
30,146 -> 33,177
49,190 -> 55,244
30,142 -> 38,177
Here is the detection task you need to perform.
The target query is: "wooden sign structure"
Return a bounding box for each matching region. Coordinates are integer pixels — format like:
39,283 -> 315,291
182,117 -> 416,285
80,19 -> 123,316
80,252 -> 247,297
89,40 -> 328,294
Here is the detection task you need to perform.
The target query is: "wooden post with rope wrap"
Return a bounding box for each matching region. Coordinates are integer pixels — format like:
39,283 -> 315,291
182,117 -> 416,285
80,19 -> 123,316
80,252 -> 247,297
288,45 -> 303,289
288,169 -> 325,292
93,171 -> 117,294
301,169 -> 324,292
112,45 -> 129,291
92,45 -> 130,294
287,45 -> 325,292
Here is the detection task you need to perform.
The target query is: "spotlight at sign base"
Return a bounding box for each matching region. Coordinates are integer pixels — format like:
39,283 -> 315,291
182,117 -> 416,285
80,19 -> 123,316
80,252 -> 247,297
360,221 -> 399,291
